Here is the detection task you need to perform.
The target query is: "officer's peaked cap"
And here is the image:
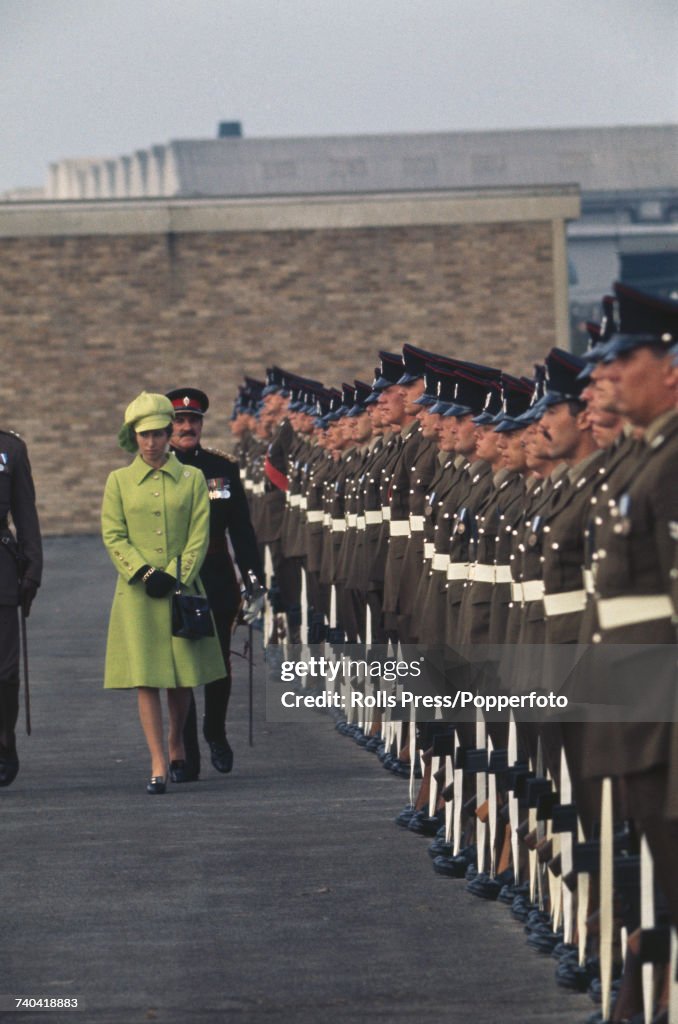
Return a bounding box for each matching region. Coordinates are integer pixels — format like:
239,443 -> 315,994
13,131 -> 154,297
166,387 -> 209,416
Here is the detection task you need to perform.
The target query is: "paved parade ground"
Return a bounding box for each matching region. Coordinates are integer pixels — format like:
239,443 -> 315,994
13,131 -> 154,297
4,537 -> 589,1024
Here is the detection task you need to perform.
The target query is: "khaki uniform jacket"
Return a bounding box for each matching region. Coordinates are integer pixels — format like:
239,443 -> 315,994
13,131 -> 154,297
582,411 -> 678,781
457,470 -> 523,646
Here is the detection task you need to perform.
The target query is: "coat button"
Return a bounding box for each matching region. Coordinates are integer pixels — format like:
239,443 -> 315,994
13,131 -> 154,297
156,547 -> 163,553
153,491 -> 160,497
155,529 -> 162,535
153,511 -> 161,517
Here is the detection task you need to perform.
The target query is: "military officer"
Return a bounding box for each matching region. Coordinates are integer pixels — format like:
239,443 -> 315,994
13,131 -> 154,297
167,387 -> 263,779
0,427 -> 42,787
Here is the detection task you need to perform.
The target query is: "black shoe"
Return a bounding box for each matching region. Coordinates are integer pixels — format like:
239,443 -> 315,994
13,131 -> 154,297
432,853 -> 470,878
526,924 -> 563,953
208,739 -> 234,774
169,759 -> 191,783
146,775 -> 166,795
408,809 -> 444,836
467,868 -> 514,901
395,804 -> 416,828
0,756 -> 19,788
428,839 -> 453,859
551,941 -> 578,961
497,880 -> 529,905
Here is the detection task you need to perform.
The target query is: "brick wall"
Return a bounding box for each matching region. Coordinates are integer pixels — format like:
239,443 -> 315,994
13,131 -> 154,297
0,189 -> 578,533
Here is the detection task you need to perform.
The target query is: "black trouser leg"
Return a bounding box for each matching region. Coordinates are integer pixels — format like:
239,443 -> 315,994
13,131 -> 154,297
0,605 -> 20,763
203,676 -> 231,743
0,679 -> 20,759
182,598 -> 238,773
202,600 -> 238,743
183,693 -> 201,776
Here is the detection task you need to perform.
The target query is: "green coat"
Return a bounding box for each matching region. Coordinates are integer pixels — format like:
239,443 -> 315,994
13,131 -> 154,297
101,453 -> 226,689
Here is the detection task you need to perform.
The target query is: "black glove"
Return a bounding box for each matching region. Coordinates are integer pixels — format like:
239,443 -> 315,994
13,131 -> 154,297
20,578 -> 39,617
145,570 -> 176,598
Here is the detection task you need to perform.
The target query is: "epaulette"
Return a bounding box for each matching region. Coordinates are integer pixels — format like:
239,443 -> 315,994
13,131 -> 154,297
0,428 -> 22,439
203,445 -> 238,463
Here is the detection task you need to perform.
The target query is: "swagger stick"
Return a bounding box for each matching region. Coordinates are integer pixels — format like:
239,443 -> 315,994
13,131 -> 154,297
20,605 -> 31,735
248,622 -> 254,747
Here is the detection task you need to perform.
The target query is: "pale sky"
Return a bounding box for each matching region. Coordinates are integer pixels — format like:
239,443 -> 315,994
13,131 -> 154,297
2,0 -> 677,193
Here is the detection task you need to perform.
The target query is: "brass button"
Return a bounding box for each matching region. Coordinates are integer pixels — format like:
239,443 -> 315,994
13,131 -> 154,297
153,491 -> 160,497
152,473 -> 160,480
156,547 -> 163,553
155,529 -> 162,535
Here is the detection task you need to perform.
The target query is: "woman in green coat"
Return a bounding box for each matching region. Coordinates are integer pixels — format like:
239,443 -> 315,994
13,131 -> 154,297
102,393 -> 226,793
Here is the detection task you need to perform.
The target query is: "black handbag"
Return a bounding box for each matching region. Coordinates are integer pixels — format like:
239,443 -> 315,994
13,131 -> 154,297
171,555 -> 214,641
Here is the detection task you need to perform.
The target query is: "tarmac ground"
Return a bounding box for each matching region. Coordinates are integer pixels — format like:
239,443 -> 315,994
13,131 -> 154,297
3,536 -> 592,1024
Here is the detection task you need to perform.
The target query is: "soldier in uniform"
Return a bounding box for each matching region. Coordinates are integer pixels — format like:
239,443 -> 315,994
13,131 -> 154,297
167,388 -> 263,779
0,428 -> 42,787
579,284 -> 678,930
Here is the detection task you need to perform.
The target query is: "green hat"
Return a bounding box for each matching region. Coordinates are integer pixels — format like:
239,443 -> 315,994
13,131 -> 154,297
118,392 -> 175,452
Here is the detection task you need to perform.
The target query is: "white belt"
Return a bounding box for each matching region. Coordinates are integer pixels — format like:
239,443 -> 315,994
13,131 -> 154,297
253,482 -> 264,495
424,542 -> 435,560
522,580 -> 545,603
290,494 -> 302,507
495,565 -> 512,584
347,513 -> 357,528
365,510 -> 382,525
300,496 -> 308,510
409,515 -> 425,532
382,507 -> 392,521
323,513 -> 331,527
469,564 -> 495,583
433,553 -> 449,572
597,594 -> 673,631
357,515 -> 366,531
390,520 -> 410,538
306,510 -> 324,523
244,480 -> 253,491
447,562 -> 468,581
583,569 -> 595,595
240,469 -> 247,481
543,589 -> 586,617
331,518 -> 346,533
511,580 -> 545,603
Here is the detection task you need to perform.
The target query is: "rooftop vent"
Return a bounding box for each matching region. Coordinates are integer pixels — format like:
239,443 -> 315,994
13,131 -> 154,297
218,121 -> 243,139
